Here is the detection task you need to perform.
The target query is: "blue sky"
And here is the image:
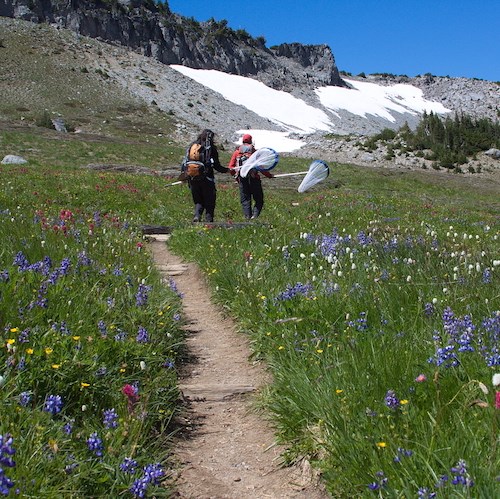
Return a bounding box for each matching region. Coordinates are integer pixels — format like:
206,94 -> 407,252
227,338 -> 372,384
167,0 -> 500,82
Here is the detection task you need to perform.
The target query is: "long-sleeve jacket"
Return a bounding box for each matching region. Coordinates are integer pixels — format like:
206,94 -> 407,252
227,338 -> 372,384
228,145 -> 273,179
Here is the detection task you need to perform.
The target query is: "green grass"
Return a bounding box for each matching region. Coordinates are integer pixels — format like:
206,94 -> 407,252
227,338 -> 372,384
1,125 -> 499,497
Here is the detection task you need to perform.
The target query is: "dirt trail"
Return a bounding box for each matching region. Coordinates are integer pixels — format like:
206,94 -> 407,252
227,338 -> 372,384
149,235 -> 328,499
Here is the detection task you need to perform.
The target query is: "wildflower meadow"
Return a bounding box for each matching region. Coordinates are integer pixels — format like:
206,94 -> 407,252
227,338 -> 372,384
1,128 -> 499,497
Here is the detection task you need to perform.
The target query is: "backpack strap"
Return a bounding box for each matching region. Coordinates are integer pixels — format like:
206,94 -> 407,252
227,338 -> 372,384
204,130 -> 213,166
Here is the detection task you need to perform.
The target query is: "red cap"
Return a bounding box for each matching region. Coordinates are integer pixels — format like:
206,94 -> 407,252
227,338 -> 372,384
242,134 -> 253,143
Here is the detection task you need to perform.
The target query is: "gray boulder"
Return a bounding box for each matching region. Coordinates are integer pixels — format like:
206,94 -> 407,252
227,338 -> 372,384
484,148 -> 500,159
1,155 -> 28,164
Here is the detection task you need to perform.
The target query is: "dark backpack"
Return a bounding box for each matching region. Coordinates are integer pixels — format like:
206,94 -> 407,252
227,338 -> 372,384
184,131 -> 213,180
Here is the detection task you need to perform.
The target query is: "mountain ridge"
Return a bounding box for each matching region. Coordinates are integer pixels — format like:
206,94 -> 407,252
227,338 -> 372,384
0,0 -> 346,91
1,8 -> 499,175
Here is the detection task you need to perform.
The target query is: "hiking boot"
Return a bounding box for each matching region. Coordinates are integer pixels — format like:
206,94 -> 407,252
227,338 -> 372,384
192,217 -> 200,223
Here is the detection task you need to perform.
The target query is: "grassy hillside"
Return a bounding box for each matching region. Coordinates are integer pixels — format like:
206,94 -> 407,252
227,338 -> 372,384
0,17 -> 179,142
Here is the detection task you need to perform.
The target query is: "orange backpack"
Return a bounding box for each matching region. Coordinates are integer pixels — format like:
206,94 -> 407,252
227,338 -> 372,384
185,143 -> 206,179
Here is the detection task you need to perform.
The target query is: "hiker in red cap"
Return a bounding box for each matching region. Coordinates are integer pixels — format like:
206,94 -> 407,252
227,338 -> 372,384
228,134 -> 274,220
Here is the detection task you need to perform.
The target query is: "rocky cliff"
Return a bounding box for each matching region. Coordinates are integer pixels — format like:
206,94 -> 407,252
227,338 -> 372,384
0,0 -> 346,91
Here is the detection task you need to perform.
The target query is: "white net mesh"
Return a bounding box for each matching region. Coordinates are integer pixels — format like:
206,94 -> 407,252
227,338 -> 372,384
239,147 -> 279,178
297,160 -> 330,193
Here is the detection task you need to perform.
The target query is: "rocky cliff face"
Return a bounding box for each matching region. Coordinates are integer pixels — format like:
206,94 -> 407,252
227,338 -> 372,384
0,0 -> 346,91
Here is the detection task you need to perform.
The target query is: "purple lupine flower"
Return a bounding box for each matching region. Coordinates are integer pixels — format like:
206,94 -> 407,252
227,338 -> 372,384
357,230 -> 372,247
87,432 -> 103,457
173,313 -> 181,321
64,462 -> 79,474
275,282 -> 313,301
58,257 -> 71,276
135,284 -> 151,307
17,356 -> 26,371
168,278 -> 183,298
136,326 -> 149,344
0,434 -> 16,468
0,434 -> 16,494
120,457 -> 138,474
98,320 -> 108,338
103,408 -> 119,429
44,395 -> 63,415
63,421 -> 74,435
380,269 -> 389,280
450,459 -> 474,487
114,329 -> 127,342
0,270 -> 9,282
18,392 -> 31,407
435,475 -> 449,488
393,447 -> 413,463
482,268 -> 491,284
384,390 -> 400,410
142,463 -> 164,484
424,302 -> 435,317
417,488 -> 437,498
13,251 -> 29,270
129,463 -> 165,498
17,328 -> 30,343
347,311 -> 369,332
367,471 -> 387,491
0,468 -> 15,495
130,477 -> 149,498
77,251 -> 92,267
163,359 -> 175,369
112,266 -> 123,276
93,211 -> 102,227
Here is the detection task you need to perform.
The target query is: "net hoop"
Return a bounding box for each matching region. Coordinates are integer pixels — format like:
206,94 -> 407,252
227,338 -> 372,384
239,147 -> 279,178
297,160 -> 330,193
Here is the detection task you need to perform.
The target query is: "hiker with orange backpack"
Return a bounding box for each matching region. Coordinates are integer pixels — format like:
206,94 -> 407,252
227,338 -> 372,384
228,134 -> 274,220
181,129 -> 229,223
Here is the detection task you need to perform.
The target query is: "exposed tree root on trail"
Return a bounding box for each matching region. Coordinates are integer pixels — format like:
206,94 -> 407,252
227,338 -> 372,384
149,235 -> 328,499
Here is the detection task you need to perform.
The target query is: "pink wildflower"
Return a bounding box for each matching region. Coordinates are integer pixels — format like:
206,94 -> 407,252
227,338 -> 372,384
122,384 -> 139,414
495,391 -> 500,410
415,374 -> 427,383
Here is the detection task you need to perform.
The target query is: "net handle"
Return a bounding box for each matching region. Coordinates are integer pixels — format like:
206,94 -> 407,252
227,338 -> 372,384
273,171 -> 309,178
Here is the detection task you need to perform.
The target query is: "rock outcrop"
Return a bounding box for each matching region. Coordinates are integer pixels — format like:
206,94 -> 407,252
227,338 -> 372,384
0,0 -> 346,91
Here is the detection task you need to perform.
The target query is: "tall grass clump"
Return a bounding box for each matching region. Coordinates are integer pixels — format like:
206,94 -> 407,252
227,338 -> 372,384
169,171 -> 500,497
0,160 -> 187,496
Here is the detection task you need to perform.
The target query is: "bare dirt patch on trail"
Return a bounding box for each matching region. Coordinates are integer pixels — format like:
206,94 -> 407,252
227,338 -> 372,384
149,236 -> 328,499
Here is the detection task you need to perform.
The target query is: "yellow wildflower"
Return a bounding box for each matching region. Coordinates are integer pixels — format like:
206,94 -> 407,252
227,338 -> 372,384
376,442 -> 387,448
81,382 -> 90,388
72,336 -> 80,341
401,399 -> 409,405
45,347 -> 53,355
336,389 -> 343,394
7,339 -> 15,345
26,348 -> 34,355
51,364 -> 61,369
10,328 -> 19,333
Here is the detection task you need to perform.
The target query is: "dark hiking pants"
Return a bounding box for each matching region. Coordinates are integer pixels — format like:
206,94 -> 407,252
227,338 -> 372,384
239,176 -> 264,219
190,178 -> 216,222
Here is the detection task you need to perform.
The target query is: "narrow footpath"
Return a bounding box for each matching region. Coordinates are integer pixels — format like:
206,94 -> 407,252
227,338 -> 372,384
149,235 -> 328,499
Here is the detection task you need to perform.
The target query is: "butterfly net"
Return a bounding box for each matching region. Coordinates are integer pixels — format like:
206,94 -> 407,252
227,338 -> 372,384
239,147 -> 279,178
297,160 -> 330,193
